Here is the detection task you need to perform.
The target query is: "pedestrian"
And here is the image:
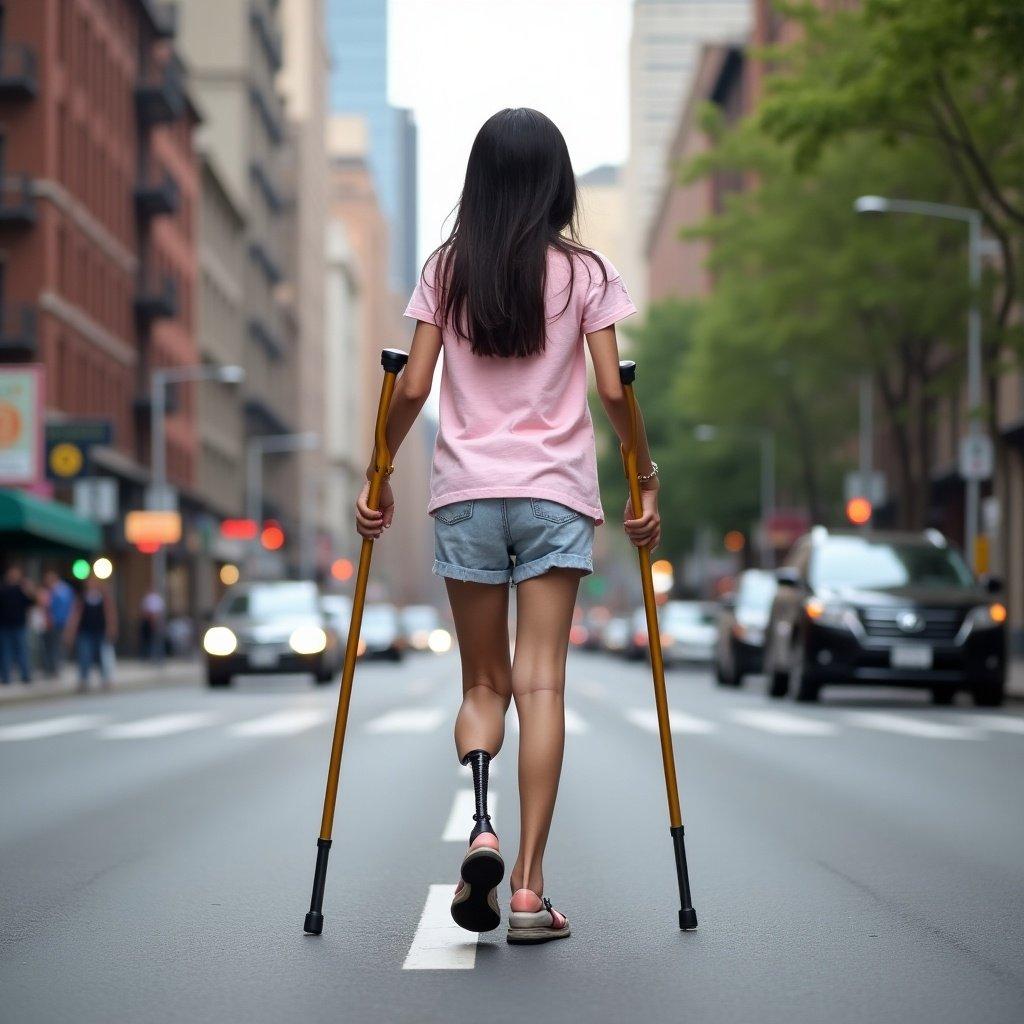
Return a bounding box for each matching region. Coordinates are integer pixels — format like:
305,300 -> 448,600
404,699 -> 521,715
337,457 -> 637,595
40,570 -> 74,678
65,578 -> 118,692
0,565 -> 36,685
139,588 -> 165,661
354,109 -> 660,943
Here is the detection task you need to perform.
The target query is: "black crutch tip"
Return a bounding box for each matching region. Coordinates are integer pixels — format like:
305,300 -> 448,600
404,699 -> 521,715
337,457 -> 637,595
304,911 -> 325,935
618,360 -> 637,384
678,907 -> 698,930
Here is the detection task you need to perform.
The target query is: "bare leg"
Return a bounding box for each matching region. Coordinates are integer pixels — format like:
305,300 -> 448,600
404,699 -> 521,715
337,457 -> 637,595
445,579 -> 513,762
509,568 -> 582,896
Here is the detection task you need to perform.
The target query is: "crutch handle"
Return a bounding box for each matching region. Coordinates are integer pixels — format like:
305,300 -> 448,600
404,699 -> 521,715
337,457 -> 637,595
618,359 -> 637,385
381,348 -> 409,373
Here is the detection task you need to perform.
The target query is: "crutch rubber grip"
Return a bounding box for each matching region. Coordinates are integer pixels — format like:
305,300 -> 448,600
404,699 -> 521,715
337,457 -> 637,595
618,359 -> 637,384
303,838 -> 332,935
381,348 -> 409,372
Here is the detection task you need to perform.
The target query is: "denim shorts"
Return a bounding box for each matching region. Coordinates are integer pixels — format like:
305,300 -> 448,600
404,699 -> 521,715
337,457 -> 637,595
431,497 -> 595,586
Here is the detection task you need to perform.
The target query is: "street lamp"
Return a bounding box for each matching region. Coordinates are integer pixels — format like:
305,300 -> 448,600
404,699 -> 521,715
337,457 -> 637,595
694,424 -> 776,569
150,363 -> 245,658
246,432 -> 320,574
854,195 -> 998,568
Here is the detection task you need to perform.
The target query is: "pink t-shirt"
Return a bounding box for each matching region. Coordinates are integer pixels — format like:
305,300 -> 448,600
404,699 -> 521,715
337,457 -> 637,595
403,246 -> 637,527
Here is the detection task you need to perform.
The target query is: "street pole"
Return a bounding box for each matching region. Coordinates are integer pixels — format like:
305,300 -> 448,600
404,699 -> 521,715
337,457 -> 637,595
150,370 -> 167,662
858,373 -> 874,527
854,196 -> 991,569
759,431 -> 775,569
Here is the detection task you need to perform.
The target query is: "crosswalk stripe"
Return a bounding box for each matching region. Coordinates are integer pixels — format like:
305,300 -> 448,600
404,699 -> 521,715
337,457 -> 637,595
365,707 -> 445,734
100,713 -> 217,739
0,714 -> 105,741
228,708 -> 332,737
845,712 -> 980,740
442,789 -> 499,842
403,884 -> 477,970
626,708 -> 717,735
507,706 -> 588,735
944,713 -> 1024,735
731,708 -> 839,736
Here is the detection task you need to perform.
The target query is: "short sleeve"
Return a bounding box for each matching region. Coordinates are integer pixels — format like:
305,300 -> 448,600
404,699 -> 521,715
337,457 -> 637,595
581,253 -> 638,334
404,255 -> 440,324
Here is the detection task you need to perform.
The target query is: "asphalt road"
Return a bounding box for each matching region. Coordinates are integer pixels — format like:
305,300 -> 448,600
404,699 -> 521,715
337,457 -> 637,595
1,650 -> 1023,1024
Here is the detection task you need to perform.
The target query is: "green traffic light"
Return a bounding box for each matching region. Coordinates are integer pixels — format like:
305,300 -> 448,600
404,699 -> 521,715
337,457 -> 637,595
72,558 -> 91,581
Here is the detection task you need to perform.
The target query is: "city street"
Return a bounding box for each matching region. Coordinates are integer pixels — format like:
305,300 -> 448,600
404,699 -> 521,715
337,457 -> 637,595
2,650 -> 1023,1023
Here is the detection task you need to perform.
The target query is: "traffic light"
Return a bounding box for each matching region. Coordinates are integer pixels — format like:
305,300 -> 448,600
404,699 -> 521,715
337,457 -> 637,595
724,530 -> 745,553
330,558 -> 354,582
261,521 -> 285,550
846,497 -> 872,525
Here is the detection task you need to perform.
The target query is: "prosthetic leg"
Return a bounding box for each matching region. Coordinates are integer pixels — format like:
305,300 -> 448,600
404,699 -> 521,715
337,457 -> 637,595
618,359 -> 698,930
303,348 -> 409,936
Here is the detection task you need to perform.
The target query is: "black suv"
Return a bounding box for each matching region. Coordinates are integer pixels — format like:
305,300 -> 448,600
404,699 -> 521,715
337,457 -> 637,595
764,528 -> 1007,706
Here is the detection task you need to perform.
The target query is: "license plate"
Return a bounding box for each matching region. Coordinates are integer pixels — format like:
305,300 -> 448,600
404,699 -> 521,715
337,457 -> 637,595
249,647 -> 278,668
891,645 -> 933,669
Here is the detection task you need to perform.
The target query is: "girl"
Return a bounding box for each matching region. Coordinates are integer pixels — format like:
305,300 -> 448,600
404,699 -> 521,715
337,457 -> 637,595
355,108 -> 660,944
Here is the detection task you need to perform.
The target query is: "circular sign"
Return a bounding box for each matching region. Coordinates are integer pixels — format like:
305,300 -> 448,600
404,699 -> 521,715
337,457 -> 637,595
49,442 -> 84,477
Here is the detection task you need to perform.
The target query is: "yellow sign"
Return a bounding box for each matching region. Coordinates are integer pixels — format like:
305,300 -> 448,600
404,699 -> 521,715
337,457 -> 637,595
125,510 -> 182,545
49,442 -> 84,478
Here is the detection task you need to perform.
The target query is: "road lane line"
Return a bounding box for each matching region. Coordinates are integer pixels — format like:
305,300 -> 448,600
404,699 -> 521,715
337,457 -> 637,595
731,709 -> 839,736
626,708 -> 718,735
845,712 -> 980,740
100,712 -> 218,739
403,884 -> 477,970
228,708 -> 332,737
365,707 -> 446,734
0,714 -> 105,741
442,789 -> 499,842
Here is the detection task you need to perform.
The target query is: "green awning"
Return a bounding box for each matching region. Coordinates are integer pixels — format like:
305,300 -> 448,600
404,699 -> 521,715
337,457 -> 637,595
0,489 -> 102,554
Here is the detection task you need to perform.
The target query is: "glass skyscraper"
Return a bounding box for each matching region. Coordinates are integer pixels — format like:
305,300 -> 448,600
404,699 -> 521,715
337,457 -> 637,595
327,0 -> 418,293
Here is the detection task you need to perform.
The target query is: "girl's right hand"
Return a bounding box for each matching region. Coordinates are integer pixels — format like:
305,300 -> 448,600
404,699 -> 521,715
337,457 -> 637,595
623,483 -> 661,550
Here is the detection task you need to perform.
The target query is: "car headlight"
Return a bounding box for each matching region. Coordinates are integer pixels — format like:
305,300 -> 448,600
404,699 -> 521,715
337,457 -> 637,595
966,603 -> 1007,632
203,626 -> 237,657
427,628 -> 452,653
289,625 -> 327,655
804,598 -> 858,631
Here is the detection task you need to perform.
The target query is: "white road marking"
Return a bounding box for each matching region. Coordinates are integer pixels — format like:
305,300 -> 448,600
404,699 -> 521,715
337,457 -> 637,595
944,713 -> 1024,735
0,714 -> 105,741
403,884 -> 478,970
100,713 -> 218,740
731,709 -> 839,737
365,707 -> 445,734
442,789 -> 499,842
228,708 -> 332,737
507,706 -> 588,735
845,712 -> 980,740
626,708 -> 718,735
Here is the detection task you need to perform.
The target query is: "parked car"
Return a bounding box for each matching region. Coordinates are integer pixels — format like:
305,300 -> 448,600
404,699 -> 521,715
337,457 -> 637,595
202,580 -> 341,688
714,569 -> 777,687
659,600 -> 718,665
601,616 -> 631,657
763,527 -> 1007,705
360,602 -> 405,660
401,604 -> 441,651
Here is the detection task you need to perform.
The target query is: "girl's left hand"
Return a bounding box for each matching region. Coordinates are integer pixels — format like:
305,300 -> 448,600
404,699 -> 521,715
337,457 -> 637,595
355,479 -> 395,539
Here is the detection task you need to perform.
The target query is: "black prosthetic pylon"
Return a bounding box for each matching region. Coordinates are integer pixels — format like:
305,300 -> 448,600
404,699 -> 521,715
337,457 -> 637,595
461,749 -> 496,842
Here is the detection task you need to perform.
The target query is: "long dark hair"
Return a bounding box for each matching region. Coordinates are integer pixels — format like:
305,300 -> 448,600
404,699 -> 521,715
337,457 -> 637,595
423,108 -> 608,358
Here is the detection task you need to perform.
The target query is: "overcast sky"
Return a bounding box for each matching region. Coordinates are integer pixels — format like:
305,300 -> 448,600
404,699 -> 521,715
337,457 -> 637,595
388,0 -> 633,269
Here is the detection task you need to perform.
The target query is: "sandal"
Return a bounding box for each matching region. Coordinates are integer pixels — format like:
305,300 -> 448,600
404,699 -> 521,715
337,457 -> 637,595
450,835 -> 504,932
507,889 -> 571,944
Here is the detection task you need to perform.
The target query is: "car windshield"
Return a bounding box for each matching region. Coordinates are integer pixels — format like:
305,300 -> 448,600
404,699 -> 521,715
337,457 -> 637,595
363,605 -> 397,625
810,537 -> 974,590
737,572 -> 776,611
222,583 -> 319,619
662,603 -> 715,626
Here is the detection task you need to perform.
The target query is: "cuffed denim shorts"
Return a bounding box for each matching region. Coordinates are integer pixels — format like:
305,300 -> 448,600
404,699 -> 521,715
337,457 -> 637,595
431,497 -> 595,586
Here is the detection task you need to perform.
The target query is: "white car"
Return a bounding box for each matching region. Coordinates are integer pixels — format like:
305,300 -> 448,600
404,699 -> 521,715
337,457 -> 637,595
659,601 -> 718,665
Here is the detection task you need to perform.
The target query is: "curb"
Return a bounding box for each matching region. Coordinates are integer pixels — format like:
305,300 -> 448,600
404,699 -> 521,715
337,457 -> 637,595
0,660 -> 200,707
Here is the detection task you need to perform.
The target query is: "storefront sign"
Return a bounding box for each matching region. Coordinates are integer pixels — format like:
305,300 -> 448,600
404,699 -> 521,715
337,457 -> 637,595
0,366 -> 44,486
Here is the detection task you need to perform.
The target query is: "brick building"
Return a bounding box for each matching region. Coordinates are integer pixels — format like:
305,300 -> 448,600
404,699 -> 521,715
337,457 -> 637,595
0,0 -> 200,640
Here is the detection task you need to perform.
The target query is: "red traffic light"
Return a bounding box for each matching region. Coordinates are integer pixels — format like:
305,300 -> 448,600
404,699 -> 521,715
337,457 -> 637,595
331,557 -> 354,582
261,521 -> 285,550
846,497 -> 872,525
221,518 -> 258,541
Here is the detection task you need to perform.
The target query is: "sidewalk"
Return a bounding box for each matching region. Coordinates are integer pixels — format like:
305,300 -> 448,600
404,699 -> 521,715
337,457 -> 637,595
0,657 -> 200,706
